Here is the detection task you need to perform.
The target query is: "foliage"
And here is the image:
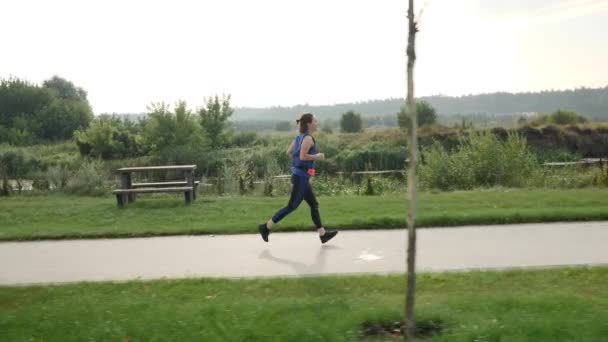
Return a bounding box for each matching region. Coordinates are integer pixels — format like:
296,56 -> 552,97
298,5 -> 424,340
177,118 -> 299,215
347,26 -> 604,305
0,76 -> 93,144
143,101 -> 209,154
397,100 -> 437,129
275,121 -> 292,132
228,131 -> 258,147
0,149 -> 38,195
529,110 -> 588,126
74,115 -> 143,159
420,132 -> 537,190
340,110 -> 363,133
45,165 -> 70,190
198,95 -> 234,147
64,159 -> 108,196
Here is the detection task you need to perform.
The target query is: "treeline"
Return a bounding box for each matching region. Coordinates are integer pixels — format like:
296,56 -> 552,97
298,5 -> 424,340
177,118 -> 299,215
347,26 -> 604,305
231,86 -> 608,121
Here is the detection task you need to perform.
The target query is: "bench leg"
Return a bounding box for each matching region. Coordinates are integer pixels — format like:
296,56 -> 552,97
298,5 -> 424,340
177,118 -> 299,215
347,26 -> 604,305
193,184 -> 198,201
116,194 -> 127,207
185,190 -> 193,204
129,193 -> 137,203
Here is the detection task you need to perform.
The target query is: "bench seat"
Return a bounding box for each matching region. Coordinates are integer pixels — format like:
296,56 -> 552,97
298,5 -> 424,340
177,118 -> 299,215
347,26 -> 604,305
131,181 -> 200,188
113,186 -> 195,206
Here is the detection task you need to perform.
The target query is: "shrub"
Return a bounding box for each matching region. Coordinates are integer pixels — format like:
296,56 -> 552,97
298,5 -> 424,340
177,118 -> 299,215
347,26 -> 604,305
64,159 -> 108,196
529,110 -> 588,126
397,100 -> 437,129
420,132 -> 537,190
46,165 -> 70,190
340,111 -> 363,133
74,116 -> 143,159
229,131 -> 258,147
0,149 -> 39,194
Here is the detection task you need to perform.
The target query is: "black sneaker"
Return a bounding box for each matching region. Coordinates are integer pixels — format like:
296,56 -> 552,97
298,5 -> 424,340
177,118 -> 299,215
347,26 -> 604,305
258,224 -> 270,242
320,230 -> 338,244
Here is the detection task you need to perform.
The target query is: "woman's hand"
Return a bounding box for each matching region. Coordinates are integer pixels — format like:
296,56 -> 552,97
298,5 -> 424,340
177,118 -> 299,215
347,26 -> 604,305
315,153 -> 325,161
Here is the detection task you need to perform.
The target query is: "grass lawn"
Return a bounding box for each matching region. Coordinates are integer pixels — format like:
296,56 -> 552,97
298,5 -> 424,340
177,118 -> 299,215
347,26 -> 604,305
0,267 -> 607,341
1,189 -> 607,241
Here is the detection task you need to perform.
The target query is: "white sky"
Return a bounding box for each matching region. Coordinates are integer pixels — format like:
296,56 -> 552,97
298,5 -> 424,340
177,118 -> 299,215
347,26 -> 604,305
1,0 -> 607,113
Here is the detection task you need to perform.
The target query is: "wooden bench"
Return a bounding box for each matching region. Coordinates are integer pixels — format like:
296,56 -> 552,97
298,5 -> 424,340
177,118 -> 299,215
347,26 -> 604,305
113,165 -> 198,207
113,187 -> 195,206
131,181 -> 200,193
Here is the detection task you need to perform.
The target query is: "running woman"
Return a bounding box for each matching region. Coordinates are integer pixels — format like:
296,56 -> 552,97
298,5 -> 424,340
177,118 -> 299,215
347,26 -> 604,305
258,113 -> 338,244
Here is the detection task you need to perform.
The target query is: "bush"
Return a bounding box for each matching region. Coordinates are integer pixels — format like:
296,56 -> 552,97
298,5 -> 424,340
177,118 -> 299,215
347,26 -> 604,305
552,110 -> 587,125
420,132 -> 537,190
46,165 -> 70,190
397,100 -> 437,130
593,165 -> 608,187
331,145 -> 407,174
419,142 -> 474,190
229,131 -> 258,147
529,110 -> 588,126
0,149 -> 39,194
74,116 -> 143,159
275,121 -> 292,132
31,172 -> 50,191
525,166 -> 596,189
321,126 -> 333,134
157,145 -> 200,166
340,111 -> 363,133
64,159 -> 108,196
143,101 -> 209,154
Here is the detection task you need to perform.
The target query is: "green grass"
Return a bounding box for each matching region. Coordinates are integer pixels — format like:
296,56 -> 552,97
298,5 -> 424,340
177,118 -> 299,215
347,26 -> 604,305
1,189 -> 607,241
1,267 -> 607,341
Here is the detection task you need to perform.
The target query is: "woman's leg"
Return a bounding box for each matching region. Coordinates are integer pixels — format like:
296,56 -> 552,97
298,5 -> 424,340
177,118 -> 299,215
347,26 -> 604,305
303,182 -> 338,242
303,182 -> 323,232
268,175 -> 307,228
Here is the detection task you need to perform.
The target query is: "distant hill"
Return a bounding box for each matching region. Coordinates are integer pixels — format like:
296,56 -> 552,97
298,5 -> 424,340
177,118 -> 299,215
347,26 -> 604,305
232,86 -> 608,121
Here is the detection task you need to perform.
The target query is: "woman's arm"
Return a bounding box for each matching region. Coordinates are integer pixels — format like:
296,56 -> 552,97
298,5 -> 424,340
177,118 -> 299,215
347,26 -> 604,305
299,136 -> 324,161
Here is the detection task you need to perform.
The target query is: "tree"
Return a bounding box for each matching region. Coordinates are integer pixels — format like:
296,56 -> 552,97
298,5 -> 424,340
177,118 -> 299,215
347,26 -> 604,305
405,0 -> 419,339
340,110 -> 363,133
0,78 -> 53,143
74,115 -> 143,159
143,101 -> 209,153
398,100 -> 437,130
43,76 -> 89,102
35,97 -> 93,141
0,76 -> 93,143
38,76 -> 93,140
199,95 -> 234,147
275,121 -> 292,132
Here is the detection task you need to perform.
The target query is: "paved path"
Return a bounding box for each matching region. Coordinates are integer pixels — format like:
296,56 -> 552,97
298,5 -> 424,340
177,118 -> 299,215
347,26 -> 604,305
1,222 -> 607,286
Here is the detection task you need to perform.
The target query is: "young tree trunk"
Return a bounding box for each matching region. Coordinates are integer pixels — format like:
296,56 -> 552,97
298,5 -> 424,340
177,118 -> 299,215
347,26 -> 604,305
405,0 -> 418,340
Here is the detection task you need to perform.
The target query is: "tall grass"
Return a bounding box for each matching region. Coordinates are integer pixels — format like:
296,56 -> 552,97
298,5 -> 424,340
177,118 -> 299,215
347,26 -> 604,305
64,159 -> 109,196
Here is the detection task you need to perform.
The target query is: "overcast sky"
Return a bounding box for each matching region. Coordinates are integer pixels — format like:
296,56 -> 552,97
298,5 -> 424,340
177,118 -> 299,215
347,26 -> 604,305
2,0 -> 607,113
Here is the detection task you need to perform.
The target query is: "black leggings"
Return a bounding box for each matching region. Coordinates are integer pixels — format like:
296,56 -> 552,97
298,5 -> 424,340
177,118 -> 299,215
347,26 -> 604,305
271,174 -> 322,228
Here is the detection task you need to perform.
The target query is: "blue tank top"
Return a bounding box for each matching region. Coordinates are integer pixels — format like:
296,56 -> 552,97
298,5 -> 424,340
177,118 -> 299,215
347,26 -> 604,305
292,133 -> 318,177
